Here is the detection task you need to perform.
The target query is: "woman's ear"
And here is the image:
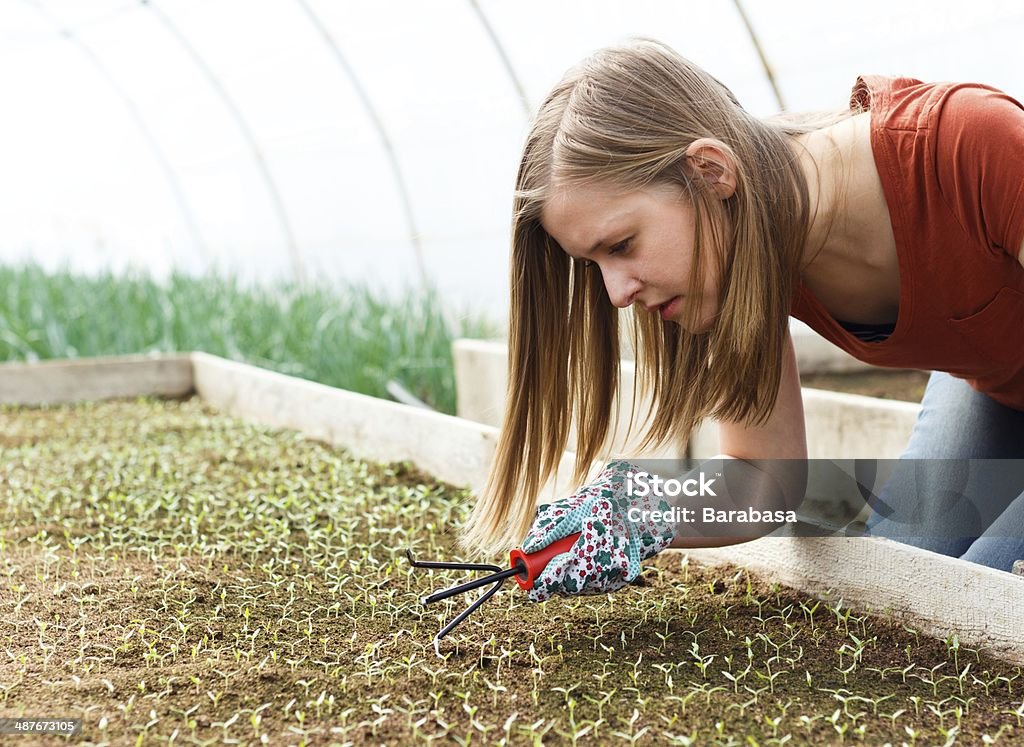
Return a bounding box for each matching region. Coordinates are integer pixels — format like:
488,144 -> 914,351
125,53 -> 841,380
684,138 -> 738,199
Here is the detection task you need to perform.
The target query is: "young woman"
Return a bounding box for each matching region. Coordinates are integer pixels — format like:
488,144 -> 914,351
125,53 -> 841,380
463,38 -> 1024,600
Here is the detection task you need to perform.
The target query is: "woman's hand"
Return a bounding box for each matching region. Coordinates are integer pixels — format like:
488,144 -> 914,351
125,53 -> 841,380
520,460 -> 677,602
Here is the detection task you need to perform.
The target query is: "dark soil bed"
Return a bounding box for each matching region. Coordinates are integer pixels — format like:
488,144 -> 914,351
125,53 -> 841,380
801,369 -> 930,403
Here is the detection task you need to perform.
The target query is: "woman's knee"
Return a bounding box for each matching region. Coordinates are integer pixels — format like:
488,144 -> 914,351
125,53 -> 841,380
899,371 -> 1024,460
867,371 -> 1024,556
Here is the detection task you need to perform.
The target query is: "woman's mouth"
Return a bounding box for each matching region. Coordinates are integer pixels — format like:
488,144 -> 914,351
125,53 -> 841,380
659,296 -> 682,321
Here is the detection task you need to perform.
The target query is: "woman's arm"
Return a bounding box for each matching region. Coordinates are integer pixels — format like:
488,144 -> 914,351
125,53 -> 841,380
669,329 -> 808,549
718,328 -> 807,461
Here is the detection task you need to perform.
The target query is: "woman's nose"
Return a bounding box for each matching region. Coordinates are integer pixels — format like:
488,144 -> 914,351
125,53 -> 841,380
603,269 -> 641,309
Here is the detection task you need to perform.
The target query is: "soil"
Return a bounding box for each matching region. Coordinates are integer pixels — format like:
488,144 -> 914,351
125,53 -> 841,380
801,369 -> 930,403
0,397 -> 1019,746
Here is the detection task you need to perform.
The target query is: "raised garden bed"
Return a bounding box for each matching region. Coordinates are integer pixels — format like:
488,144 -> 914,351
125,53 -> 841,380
2,393 -> 1023,744
1,353 -> 1022,745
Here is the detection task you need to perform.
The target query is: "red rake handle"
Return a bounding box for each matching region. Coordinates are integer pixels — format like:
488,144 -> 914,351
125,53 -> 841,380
509,532 -> 582,591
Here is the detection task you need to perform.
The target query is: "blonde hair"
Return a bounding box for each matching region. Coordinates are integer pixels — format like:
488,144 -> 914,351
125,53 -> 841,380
463,37 -> 858,555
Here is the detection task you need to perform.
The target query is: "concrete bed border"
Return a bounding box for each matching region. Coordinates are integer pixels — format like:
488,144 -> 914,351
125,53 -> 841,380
2,352 -> 1022,665
453,338 -> 923,460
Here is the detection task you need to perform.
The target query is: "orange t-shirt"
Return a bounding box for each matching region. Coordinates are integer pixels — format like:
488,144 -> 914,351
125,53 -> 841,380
790,75 -> 1024,411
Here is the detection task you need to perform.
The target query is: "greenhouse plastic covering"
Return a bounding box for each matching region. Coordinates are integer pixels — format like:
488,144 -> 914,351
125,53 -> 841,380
1,0 -> 1022,319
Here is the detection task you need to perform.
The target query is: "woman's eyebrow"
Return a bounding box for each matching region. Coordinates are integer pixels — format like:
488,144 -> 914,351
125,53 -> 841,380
549,232 -> 608,259
564,236 -> 610,260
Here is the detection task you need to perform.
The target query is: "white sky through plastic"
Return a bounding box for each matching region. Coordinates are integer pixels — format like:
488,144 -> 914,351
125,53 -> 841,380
1,0 -> 1022,321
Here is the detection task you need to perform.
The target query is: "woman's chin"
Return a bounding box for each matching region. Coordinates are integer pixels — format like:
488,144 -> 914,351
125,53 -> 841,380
679,312 -> 715,334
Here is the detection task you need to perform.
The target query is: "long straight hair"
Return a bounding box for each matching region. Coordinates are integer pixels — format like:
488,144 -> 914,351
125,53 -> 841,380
463,38 -> 858,556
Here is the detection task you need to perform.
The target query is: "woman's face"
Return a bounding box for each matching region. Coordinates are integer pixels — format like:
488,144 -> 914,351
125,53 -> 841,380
540,179 -> 721,332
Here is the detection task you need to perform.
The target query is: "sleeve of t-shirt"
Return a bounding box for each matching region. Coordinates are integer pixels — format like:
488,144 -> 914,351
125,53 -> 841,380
932,84 -> 1024,260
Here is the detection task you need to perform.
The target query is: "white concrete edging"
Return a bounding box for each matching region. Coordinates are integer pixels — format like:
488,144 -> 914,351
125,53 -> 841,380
488,321 -> 874,372
454,338 -> 921,460
683,389 -> 921,460
1,352 -> 1020,664
0,353 -> 192,405
190,352 -> 583,502
682,537 -> 1023,664
192,352 -> 500,492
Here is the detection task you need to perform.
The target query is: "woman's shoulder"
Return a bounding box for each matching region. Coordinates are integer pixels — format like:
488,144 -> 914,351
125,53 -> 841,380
927,83 -> 1024,258
849,74 -> 926,114
848,75 -> 1024,261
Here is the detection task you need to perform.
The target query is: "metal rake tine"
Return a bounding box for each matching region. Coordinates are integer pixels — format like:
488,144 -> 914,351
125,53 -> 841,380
433,575 -> 508,658
405,548 -> 502,573
422,565 -> 522,605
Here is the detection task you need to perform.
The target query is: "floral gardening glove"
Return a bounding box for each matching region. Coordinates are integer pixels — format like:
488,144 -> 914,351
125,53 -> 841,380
520,460 -> 677,602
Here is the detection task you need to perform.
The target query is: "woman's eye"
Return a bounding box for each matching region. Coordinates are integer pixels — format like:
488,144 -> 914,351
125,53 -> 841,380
609,239 -> 630,256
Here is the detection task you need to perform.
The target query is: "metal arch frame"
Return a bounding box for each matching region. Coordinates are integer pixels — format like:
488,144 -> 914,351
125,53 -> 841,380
466,0 -> 532,120
22,0 -> 210,261
472,0 -> 790,118
295,0 -> 428,285
467,1 -> 783,121
732,0 -> 786,111
141,0 -> 306,285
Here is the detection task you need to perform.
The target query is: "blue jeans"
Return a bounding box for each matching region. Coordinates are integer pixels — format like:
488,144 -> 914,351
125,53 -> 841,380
865,371 -> 1024,573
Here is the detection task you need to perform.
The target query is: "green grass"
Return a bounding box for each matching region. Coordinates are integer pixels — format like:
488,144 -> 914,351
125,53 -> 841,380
0,262 -> 499,414
2,396 -> 1022,745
